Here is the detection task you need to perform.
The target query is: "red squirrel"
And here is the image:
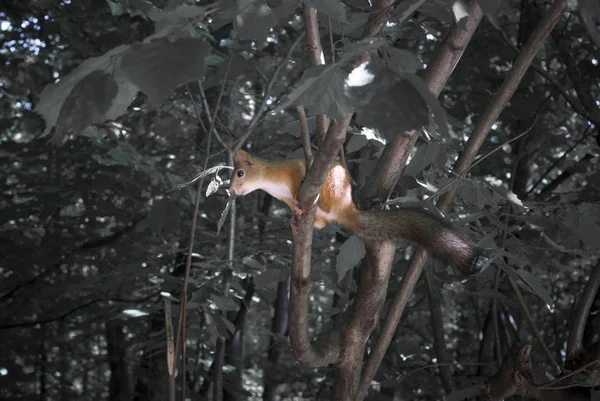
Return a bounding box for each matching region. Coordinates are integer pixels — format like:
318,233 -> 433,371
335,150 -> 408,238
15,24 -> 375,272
230,150 -> 480,275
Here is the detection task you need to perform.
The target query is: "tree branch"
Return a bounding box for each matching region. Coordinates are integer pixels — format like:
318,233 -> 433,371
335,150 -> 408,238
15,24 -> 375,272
357,0 -> 485,396
288,0 -> 394,371
302,5 -> 329,142
358,0 -> 567,397
566,260 -> 600,364
0,212 -> 147,304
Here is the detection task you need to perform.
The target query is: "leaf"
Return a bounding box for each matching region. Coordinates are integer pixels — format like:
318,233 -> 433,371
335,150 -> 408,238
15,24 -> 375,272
216,314 -> 236,334
451,0 -> 470,25
253,268 -> 285,289
517,269 -> 554,307
463,289 -> 508,301
477,0 -> 501,17
271,0 -> 300,19
336,235 -> 365,281
338,37 -> 387,63
325,12 -> 369,37
124,0 -> 158,19
235,0 -> 275,42
205,54 -> 225,67
242,257 -> 264,270
349,67 -> 430,141
36,45 -> 130,137
381,46 -> 423,73
393,0 -> 428,24
106,0 -> 124,16
274,65 -> 354,120
210,294 -> 239,312
346,133 -> 369,153
119,37 -> 210,106
148,4 -> 211,22
562,203 -> 600,250
217,198 -> 232,234
404,73 -> 449,139
404,142 -> 444,176
304,0 -> 347,23
496,261 -> 520,282
206,177 -> 221,197
445,385 -> 481,401
173,166 -> 233,190
104,74 -> 139,122
415,0 -> 454,24
576,203 -> 600,250
579,0 -> 600,48
51,70 -> 118,144
277,115 -> 317,137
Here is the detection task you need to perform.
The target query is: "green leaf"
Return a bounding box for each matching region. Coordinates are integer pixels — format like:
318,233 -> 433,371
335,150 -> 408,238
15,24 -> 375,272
36,45 -> 131,138
106,0 -> 124,16
350,68 -> 430,141
119,37 -> 210,106
235,0 -> 275,42
274,65 -> 354,120
336,235 -> 365,281
579,0 -> 600,47
304,0 -> 347,23
517,270 -> 554,307
217,314 -> 236,334
404,73 -> 449,139
210,295 -> 239,312
381,47 -> 423,73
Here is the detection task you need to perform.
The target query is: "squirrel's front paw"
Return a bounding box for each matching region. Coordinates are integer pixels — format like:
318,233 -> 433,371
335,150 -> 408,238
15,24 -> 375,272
290,214 -> 300,235
292,199 -> 305,217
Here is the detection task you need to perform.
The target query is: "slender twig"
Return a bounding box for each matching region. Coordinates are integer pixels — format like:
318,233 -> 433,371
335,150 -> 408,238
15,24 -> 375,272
566,260 -> 600,363
527,125 -> 594,195
537,358 -> 600,389
358,0 -> 567,396
302,5 -> 329,142
186,83 -> 227,149
233,31 -> 305,152
296,105 -> 313,165
428,117 -> 535,202
508,277 -> 561,370
327,16 -> 335,63
175,38 -> 237,401
494,25 -> 590,119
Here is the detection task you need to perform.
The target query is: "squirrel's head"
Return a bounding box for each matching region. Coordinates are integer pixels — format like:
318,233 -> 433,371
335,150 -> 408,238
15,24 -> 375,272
230,150 -> 262,196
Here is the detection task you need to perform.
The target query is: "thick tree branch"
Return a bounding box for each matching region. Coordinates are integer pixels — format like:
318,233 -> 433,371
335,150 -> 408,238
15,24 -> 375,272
302,5 -> 329,142
289,118 -> 350,366
288,0 -> 394,372
360,0 -> 483,205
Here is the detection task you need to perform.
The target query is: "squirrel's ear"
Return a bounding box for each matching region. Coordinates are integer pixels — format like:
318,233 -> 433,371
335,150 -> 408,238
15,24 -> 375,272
234,150 -> 254,166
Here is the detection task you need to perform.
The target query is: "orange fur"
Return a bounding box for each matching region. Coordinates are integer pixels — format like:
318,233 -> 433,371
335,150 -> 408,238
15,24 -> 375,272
230,150 -> 481,274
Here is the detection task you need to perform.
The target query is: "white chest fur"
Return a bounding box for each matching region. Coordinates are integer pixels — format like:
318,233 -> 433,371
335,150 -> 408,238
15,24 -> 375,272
261,181 -> 294,203
261,181 -> 339,223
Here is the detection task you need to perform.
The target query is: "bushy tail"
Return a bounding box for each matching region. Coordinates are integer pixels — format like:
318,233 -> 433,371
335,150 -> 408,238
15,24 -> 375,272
345,206 -> 480,275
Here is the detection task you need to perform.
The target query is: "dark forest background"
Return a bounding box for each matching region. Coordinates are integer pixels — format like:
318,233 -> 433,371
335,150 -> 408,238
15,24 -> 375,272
1,0 -> 600,400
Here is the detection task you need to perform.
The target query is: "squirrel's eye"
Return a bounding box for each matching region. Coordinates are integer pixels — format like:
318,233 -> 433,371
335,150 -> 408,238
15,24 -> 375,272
237,170 -> 245,178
